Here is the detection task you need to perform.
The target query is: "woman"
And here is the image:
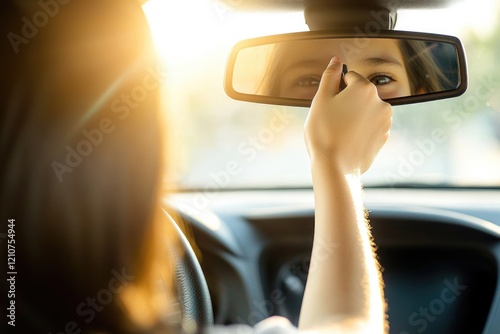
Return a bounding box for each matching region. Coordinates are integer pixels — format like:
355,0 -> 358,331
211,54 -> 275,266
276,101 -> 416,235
0,0 -> 391,333
1,1 -> 174,332
258,38 -> 451,100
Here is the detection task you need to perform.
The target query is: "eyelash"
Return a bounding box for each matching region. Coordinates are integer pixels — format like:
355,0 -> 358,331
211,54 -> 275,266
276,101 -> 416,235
293,75 -> 321,88
369,73 -> 396,86
292,73 -> 395,88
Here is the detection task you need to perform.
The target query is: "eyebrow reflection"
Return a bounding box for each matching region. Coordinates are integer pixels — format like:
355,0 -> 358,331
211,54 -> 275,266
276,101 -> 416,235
361,56 -> 403,67
283,60 -> 324,74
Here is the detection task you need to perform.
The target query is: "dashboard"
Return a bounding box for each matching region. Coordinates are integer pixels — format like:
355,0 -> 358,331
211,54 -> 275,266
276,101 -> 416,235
167,188 -> 500,334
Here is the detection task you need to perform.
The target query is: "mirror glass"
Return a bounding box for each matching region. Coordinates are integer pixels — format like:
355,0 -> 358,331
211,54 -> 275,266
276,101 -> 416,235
229,37 -> 462,104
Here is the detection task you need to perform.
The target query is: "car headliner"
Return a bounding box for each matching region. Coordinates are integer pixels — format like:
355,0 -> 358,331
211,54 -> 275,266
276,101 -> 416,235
214,0 -> 460,11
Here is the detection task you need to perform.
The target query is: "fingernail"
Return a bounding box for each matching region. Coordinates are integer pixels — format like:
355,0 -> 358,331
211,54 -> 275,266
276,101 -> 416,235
329,56 -> 341,66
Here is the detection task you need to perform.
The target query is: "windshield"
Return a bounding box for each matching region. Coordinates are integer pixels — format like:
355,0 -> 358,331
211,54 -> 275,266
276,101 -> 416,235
143,0 -> 500,190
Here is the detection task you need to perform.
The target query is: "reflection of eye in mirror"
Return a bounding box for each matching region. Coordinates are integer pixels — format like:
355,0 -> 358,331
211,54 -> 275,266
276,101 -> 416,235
244,39 -> 456,99
227,32 -> 466,107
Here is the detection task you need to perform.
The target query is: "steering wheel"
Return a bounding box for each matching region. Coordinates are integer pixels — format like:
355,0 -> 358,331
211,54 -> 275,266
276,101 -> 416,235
165,211 -> 214,329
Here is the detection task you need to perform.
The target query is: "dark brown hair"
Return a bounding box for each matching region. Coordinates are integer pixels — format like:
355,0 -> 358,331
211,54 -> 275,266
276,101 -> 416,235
398,39 -> 452,94
0,1 -> 178,333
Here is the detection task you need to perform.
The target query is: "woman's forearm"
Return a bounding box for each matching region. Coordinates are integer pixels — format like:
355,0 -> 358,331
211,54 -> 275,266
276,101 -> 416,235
300,56 -> 391,333
298,159 -> 386,333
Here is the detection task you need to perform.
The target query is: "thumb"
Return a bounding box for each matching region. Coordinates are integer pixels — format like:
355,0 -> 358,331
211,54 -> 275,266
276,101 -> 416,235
316,56 -> 343,97
343,69 -> 370,86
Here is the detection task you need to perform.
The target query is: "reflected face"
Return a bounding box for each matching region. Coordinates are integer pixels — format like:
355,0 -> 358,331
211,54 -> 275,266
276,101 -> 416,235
276,39 -> 412,100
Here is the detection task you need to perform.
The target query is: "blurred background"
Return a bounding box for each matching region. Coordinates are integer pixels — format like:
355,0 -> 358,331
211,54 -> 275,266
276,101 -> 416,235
143,0 -> 500,190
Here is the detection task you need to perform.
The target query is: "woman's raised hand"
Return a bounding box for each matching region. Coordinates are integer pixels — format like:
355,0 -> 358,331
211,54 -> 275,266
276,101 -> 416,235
304,56 -> 393,175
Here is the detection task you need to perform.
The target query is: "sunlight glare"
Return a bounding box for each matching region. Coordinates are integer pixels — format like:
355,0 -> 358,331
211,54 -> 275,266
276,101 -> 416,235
397,0 -> 498,36
143,0 -> 306,67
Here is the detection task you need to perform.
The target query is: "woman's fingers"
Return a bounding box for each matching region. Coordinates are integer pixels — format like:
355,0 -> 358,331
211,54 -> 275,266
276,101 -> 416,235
343,70 -> 376,90
306,55 -> 393,173
316,57 -> 376,99
315,56 -> 343,97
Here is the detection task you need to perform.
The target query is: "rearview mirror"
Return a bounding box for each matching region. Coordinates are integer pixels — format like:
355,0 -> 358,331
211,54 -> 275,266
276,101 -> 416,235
225,31 -> 468,107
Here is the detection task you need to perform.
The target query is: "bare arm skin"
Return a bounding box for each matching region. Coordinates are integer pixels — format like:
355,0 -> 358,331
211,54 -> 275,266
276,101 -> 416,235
299,56 -> 392,333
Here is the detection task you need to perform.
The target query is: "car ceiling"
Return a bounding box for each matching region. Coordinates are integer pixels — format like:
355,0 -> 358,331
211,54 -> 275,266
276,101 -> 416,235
214,0 -> 461,11
214,0 -> 462,30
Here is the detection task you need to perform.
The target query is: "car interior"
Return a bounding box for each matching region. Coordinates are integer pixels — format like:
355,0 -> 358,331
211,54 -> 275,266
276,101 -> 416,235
2,0 -> 499,333
141,0 -> 500,333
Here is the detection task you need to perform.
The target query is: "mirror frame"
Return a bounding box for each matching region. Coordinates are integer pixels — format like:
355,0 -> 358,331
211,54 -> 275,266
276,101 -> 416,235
225,30 -> 468,107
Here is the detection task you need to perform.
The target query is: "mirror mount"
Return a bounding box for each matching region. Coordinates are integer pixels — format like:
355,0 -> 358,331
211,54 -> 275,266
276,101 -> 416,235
304,0 -> 397,30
